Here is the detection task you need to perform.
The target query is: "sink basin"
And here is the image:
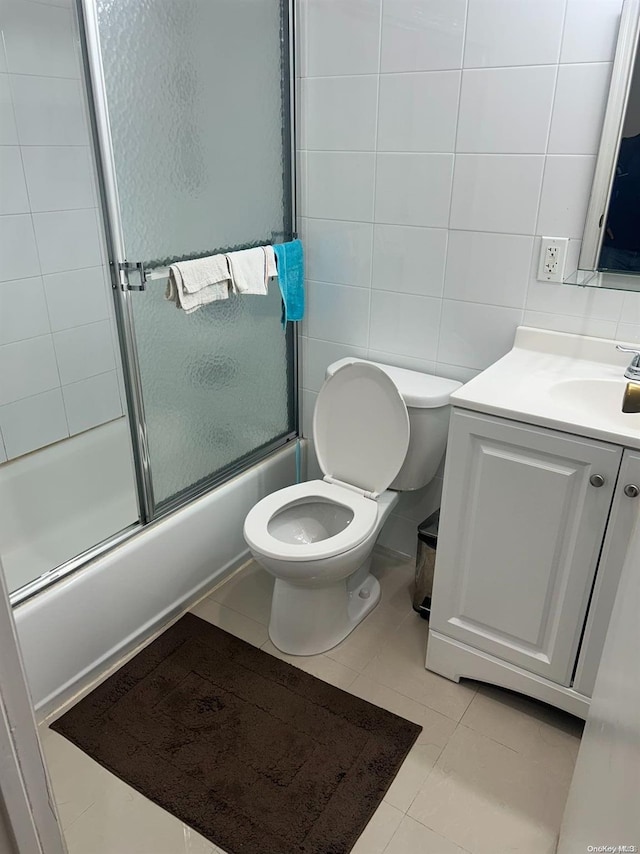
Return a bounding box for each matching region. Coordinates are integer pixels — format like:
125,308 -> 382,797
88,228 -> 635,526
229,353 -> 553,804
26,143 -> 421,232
449,327 -> 640,449
549,378 -> 639,424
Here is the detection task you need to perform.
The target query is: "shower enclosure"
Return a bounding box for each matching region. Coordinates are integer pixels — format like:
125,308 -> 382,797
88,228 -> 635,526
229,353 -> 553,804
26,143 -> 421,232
2,0 -> 297,605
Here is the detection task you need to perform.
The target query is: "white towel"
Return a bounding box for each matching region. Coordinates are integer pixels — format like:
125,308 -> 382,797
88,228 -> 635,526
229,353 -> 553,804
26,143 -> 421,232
165,254 -> 231,313
225,246 -> 277,296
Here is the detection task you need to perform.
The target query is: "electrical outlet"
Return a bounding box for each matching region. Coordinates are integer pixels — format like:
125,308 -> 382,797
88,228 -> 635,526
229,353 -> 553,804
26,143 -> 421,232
537,237 -> 569,283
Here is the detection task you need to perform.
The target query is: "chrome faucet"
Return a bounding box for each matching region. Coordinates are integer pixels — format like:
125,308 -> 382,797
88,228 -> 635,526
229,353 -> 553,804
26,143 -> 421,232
616,344 -> 640,380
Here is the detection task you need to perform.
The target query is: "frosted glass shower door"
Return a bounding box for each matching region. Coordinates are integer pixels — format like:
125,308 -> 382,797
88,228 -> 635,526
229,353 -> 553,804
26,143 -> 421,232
83,0 -> 296,511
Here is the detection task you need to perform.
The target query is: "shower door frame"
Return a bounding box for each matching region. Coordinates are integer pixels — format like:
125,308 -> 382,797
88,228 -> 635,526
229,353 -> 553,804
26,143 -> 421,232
10,0 -> 299,606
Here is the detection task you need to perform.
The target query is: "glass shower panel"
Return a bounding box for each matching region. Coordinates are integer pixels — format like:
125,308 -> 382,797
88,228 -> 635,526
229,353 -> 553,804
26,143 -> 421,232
134,288 -> 292,505
97,0 -> 288,265
93,0 -> 295,508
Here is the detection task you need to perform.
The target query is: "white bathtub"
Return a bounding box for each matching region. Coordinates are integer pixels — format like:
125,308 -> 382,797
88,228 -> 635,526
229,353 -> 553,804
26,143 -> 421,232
0,418 -> 138,595
14,442 -> 297,717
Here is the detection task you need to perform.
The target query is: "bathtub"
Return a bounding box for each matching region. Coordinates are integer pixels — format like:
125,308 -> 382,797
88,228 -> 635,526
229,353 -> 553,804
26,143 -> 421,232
13,441 -> 297,718
0,418 -> 138,595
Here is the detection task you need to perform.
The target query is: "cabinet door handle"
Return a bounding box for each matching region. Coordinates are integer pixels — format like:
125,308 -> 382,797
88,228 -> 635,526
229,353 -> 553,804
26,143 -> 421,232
624,483 -> 640,498
589,474 -> 605,487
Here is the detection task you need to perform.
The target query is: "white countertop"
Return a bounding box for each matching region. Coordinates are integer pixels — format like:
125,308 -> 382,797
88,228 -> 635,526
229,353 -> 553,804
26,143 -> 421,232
450,327 -> 640,450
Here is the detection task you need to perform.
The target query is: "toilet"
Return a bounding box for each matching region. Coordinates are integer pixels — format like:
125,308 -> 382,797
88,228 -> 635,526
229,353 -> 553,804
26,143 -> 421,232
243,358 -> 461,655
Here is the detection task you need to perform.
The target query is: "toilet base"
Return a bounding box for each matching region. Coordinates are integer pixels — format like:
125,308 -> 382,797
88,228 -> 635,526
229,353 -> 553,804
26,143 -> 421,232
268,572 -> 381,656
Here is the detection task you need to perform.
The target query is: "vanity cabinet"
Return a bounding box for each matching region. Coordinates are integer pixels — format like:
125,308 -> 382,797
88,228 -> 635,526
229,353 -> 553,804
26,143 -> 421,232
427,408 -> 639,717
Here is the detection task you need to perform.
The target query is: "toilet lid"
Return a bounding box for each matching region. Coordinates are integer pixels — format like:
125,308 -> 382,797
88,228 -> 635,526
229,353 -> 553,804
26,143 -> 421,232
313,362 -> 410,495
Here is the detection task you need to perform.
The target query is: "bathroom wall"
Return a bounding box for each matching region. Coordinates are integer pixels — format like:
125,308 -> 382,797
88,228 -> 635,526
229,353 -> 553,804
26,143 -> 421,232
297,0 -> 639,554
0,0 -> 123,464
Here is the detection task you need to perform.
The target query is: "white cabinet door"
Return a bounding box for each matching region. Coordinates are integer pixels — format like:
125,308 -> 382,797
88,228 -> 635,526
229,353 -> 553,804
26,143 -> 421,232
430,410 -> 622,686
573,449 -> 640,697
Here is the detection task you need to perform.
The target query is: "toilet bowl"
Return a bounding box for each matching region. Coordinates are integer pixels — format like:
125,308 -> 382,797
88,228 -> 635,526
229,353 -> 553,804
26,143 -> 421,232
244,359 -> 461,656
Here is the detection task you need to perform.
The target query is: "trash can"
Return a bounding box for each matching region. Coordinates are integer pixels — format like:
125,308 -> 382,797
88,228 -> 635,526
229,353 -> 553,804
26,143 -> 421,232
413,509 -> 439,619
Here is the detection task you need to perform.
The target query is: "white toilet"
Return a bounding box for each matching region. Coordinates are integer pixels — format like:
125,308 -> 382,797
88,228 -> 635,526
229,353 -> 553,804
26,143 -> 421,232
243,358 -> 461,656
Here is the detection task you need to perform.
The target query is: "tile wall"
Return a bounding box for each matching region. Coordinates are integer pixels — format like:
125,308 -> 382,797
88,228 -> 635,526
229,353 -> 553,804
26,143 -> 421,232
0,0 -> 123,463
297,0 -> 637,553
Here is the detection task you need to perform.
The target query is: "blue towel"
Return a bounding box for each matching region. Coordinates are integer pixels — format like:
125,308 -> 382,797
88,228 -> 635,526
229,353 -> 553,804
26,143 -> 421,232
273,239 -> 304,327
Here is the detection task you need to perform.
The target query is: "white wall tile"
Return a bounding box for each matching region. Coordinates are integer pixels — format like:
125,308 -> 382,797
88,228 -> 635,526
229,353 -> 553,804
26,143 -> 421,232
450,155 -> 544,234
0,215 -> 40,282
303,0 -> 381,77
537,155 -> 597,239
301,389 -> 317,439
62,371 -> 122,436
21,146 -> 95,212
367,349 -> 435,375
53,320 -> 116,385
32,209 -> 102,273
526,241 -> 624,320
0,389 -> 68,459
2,1 -> 79,78
523,310 -> 618,340
381,0 -> 467,73
457,66 -> 556,154
306,152 -> 375,221
616,322 -> 640,345
306,281 -> 370,346
372,224 -> 447,296
10,75 -> 88,146
303,218 -> 373,288
0,42 -> 6,74
444,231 -> 533,308
301,76 -> 378,151
303,338 -> 367,391
0,277 -> 50,345
437,300 -> 522,369
0,146 -> 29,214
0,334 -> 60,405
435,362 -> 481,383
43,267 -> 110,332
0,75 -> 18,144
526,278 -> 624,322
369,291 -> 441,361
32,0 -> 73,7
464,0 -> 565,68
548,64 -> 612,155
375,153 -> 454,227
561,0 -> 624,64
377,512 -> 418,555
619,290 -> 640,326
377,71 -> 460,153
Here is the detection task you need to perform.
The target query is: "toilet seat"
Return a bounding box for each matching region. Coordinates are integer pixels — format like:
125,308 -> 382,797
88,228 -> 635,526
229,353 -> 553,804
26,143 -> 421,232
244,480 -> 378,562
314,362 -> 410,496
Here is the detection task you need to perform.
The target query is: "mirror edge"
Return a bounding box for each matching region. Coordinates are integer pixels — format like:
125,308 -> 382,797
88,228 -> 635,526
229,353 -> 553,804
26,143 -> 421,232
579,0 -> 640,272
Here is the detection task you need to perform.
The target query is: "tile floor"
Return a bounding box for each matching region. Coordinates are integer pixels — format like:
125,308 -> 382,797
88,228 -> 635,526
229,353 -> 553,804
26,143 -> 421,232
41,550 -> 583,854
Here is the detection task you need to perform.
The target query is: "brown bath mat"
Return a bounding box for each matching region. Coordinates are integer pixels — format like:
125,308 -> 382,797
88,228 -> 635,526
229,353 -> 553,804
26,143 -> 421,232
51,613 -> 420,854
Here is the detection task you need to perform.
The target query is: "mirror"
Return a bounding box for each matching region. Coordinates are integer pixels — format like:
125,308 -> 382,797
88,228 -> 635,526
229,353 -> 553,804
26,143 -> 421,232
579,0 -> 640,285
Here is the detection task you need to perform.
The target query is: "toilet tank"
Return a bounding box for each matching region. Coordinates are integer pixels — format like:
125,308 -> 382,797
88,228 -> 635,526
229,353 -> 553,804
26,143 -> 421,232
325,358 -> 462,491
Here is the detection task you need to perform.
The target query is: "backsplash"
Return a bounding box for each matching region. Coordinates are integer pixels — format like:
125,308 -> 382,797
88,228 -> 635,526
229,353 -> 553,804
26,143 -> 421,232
297,0 -> 638,553
0,0 -> 123,463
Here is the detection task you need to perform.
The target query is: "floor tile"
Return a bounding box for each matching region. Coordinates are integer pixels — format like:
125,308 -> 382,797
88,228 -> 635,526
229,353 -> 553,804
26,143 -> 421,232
41,549 -> 581,854
190,598 -> 269,648
362,613 -> 477,721
62,781 -> 216,854
260,640 -> 359,690
348,675 -> 457,749
382,742 -> 441,812
351,801 -> 404,854
323,603 -> 409,672
460,685 -> 583,783
385,815 -> 471,854
210,562 -> 273,625
408,725 -> 569,854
